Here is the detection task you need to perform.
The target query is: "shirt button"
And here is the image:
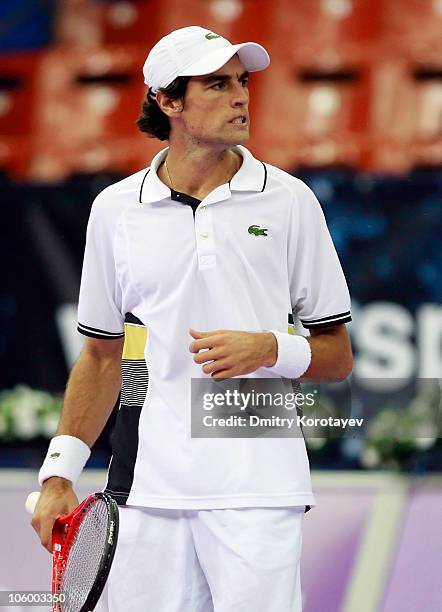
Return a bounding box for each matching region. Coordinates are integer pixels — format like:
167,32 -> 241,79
200,232 -> 209,238
199,254 -> 215,266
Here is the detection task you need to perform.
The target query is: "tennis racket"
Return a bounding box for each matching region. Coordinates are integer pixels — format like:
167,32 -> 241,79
28,491 -> 119,612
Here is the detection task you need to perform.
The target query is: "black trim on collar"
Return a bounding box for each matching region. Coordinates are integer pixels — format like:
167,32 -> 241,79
171,189 -> 201,218
139,168 -> 150,204
260,162 -> 267,192
170,189 -> 201,206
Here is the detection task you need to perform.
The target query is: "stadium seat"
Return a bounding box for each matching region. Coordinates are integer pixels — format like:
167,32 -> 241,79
55,0 -> 106,46
55,0 -> 159,47
0,137 -> 32,179
249,53 -> 370,170
29,136 -> 163,182
30,45 -> 152,180
381,0 -> 442,60
55,0 -> 273,47
152,0 -> 274,42
369,59 -> 442,172
34,45 -> 146,139
0,53 -> 42,177
270,0 -> 379,66
0,53 -> 41,136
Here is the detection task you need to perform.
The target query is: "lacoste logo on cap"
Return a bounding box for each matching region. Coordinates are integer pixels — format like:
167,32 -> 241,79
248,225 -> 268,236
50,452 -> 61,458
205,33 -> 221,40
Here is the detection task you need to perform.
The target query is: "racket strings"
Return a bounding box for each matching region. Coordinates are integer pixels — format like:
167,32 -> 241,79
59,499 -> 109,611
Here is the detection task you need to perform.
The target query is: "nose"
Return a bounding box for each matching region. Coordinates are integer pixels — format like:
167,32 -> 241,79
231,81 -> 249,108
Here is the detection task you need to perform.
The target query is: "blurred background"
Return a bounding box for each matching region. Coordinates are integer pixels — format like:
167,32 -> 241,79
0,1 -> 441,611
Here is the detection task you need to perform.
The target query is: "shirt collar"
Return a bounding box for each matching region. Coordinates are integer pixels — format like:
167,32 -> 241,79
229,145 -> 267,193
138,147 -> 170,204
139,145 -> 267,205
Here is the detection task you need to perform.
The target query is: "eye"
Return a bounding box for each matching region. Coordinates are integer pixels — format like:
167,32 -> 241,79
240,77 -> 249,87
212,81 -> 226,90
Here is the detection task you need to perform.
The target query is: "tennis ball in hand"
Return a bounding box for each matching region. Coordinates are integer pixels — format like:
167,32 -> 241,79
25,491 -> 41,514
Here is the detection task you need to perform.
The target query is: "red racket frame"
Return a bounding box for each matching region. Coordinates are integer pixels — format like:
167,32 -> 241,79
51,493 -> 118,612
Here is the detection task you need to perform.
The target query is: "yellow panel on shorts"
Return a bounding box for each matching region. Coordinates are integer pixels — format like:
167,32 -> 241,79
122,324 -> 148,360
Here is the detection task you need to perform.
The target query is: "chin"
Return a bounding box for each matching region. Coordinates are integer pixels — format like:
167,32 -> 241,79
200,131 -> 249,148
235,135 -> 250,147
225,130 -> 250,146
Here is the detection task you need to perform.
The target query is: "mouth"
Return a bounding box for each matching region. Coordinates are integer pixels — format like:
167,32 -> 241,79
229,115 -> 248,126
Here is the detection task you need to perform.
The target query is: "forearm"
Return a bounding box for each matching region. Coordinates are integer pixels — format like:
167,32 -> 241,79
265,325 -> 352,381
302,327 -> 353,380
190,326 -> 353,380
56,341 -> 122,448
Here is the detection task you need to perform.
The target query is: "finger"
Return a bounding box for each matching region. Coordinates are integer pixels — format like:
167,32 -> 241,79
193,349 -> 222,364
31,515 -> 40,534
212,369 -> 235,380
189,336 -> 219,353
189,339 -> 205,353
202,358 -> 231,374
189,328 -> 224,340
188,330 -> 210,352
189,329 -> 211,339
40,518 -> 56,553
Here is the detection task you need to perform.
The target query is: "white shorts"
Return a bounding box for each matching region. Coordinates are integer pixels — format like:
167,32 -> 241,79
107,505 -> 304,612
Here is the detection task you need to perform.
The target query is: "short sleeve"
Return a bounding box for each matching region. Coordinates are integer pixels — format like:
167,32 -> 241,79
77,197 -> 125,340
288,181 -> 351,330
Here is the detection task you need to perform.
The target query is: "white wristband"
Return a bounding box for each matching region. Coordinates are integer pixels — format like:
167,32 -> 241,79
38,435 -> 91,487
265,331 -> 312,379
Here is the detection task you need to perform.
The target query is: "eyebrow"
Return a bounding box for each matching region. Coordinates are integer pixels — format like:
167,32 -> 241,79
198,71 -> 249,84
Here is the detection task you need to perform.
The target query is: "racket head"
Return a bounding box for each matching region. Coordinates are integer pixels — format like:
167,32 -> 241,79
52,492 -> 119,612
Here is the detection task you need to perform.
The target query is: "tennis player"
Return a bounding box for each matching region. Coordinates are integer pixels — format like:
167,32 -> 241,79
32,26 -> 353,611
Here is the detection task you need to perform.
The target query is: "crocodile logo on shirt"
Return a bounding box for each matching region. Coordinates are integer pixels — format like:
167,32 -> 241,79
205,33 -> 221,40
248,225 -> 268,236
50,452 -> 61,458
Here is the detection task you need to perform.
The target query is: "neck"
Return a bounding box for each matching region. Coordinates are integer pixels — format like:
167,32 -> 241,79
158,138 -> 242,200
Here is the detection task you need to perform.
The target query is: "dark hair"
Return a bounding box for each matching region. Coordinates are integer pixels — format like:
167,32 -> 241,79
136,76 -> 191,141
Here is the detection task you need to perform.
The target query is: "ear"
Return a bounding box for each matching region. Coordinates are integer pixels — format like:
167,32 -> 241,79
156,91 -> 184,118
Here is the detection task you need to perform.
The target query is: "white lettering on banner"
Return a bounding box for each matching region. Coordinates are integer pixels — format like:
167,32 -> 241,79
350,302 -> 442,388
353,302 -> 415,387
417,305 -> 442,378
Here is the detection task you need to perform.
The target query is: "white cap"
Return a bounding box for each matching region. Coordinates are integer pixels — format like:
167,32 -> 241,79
143,25 -> 270,94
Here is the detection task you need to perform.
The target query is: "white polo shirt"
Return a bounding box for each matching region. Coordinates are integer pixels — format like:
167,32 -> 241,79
77,145 -> 351,510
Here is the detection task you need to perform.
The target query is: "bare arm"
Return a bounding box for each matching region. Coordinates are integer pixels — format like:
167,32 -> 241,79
302,324 -> 353,381
189,324 -> 352,381
32,336 -> 123,551
56,336 -> 124,446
